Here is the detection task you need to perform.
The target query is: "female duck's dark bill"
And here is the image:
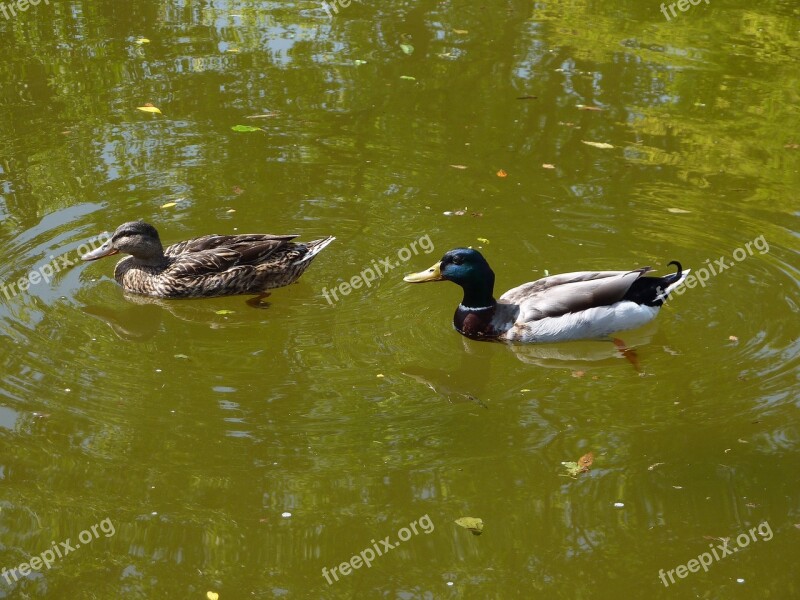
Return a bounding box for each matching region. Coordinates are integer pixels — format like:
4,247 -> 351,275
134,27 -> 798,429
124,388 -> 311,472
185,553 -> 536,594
81,239 -> 119,261
403,261 -> 443,283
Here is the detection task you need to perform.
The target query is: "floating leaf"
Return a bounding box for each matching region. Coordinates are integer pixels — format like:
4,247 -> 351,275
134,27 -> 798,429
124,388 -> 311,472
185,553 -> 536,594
477,237 -> 490,244
542,163 -> 555,169
578,452 -> 594,470
174,354 -> 189,359
647,462 -> 665,471
400,43 -> 414,55
136,105 -> 162,114
226,48 -> 240,54
231,125 -> 262,132
207,593 -> 219,600
581,140 -> 614,149
399,75 -> 416,81
215,310 -> 235,315
496,169 -> 508,178
577,104 -> 603,111
449,164 -> 468,170
354,59 -> 367,65
135,38 -> 150,45
453,29 -> 469,34
667,207 -> 691,214
562,451 -> 593,477
160,202 -> 177,209
455,517 -> 483,535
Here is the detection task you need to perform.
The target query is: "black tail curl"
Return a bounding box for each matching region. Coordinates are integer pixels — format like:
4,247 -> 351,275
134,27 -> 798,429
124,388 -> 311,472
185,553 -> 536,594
667,260 -> 683,278
622,260 -> 686,307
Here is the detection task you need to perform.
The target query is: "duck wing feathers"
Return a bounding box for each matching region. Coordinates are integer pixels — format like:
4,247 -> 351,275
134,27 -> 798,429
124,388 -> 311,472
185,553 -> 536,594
164,234 -> 299,279
499,268 -> 651,320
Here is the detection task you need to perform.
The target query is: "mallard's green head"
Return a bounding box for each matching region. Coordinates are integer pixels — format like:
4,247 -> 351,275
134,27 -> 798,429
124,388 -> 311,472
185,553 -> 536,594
82,221 -> 166,266
404,247 -> 496,308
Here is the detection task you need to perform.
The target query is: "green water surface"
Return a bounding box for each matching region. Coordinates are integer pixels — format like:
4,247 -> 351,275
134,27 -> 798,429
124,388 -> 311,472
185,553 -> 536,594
0,0 -> 798,598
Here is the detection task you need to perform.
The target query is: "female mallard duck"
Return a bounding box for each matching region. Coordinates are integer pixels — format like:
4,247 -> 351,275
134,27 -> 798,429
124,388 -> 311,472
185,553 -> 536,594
82,221 -> 334,299
404,248 -> 689,343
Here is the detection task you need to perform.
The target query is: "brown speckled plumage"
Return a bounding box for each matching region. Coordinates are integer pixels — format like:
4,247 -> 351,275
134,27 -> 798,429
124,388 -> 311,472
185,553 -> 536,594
82,221 -> 334,299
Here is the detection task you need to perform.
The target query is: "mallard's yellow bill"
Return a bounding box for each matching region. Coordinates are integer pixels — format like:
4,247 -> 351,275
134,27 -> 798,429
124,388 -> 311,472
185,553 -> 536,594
403,261 -> 443,283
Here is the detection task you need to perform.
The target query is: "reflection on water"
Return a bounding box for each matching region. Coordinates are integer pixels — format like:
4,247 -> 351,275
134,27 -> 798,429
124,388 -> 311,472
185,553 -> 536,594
0,0 -> 797,597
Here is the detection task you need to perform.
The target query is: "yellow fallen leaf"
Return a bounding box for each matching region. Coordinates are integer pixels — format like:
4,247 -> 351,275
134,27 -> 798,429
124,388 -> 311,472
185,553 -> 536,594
449,164 -> 468,169
135,38 -> 150,45
542,163 -> 555,169
161,202 -> 177,208
477,237 -> 490,244
207,593 -> 219,600
581,140 -> 614,149
667,208 -> 691,214
137,106 -> 162,114
453,29 -> 469,34
496,169 -> 508,177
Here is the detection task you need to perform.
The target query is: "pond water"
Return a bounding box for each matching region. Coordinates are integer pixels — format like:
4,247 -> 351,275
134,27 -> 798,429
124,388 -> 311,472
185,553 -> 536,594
0,0 -> 798,598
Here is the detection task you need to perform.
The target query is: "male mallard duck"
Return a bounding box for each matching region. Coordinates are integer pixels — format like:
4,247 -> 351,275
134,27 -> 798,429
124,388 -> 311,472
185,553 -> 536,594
82,221 -> 334,299
404,248 -> 689,343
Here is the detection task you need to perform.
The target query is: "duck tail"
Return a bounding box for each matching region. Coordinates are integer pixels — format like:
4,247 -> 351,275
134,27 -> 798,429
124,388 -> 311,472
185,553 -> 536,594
300,236 -> 336,263
654,260 -> 690,303
622,260 -> 690,307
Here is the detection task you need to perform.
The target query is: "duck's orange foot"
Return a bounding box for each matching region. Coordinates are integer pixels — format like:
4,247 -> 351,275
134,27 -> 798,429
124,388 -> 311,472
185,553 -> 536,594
612,337 -> 640,372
